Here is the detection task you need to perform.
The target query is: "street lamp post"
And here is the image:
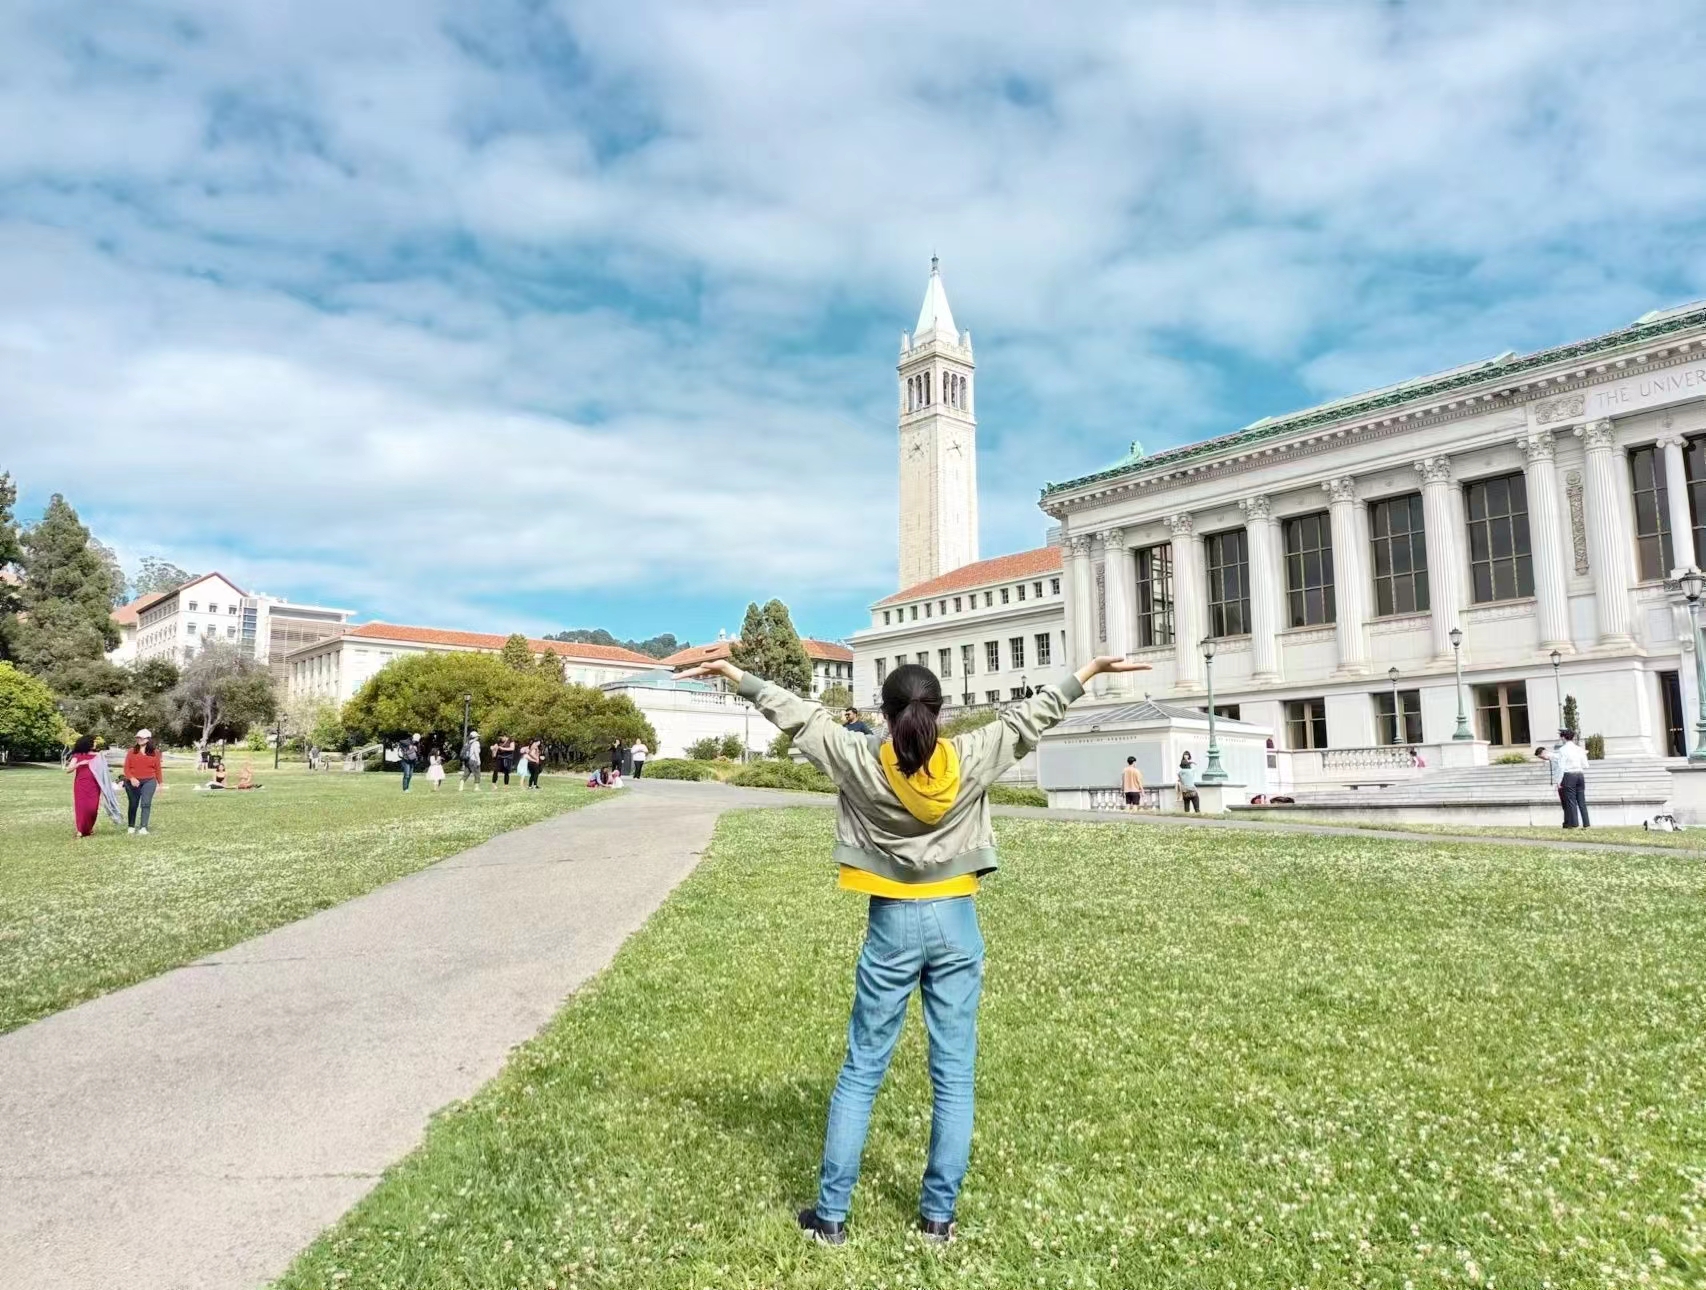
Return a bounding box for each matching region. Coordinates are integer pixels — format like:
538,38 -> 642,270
274,714 -> 283,770
460,692 -> 472,760
1449,627 -> 1472,740
1199,638 -> 1228,784
1550,649 -> 1563,730
1387,666 -> 1402,745
1680,569 -> 1706,761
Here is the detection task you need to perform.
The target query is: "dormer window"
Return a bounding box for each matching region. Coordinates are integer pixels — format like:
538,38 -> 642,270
1017,585 -> 1027,601
1001,588 -> 1010,604
883,611 -> 891,625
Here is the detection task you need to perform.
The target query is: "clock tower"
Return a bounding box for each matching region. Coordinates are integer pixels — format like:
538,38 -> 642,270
897,257 -> 978,588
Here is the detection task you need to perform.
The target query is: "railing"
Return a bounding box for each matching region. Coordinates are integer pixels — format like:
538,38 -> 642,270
1087,787 -> 1165,811
1322,746 -> 1417,771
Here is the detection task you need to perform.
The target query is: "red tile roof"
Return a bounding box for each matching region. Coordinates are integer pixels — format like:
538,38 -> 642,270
661,636 -> 852,667
874,547 -> 1062,607
348,622 -> 664,667
112,590 -> 170,627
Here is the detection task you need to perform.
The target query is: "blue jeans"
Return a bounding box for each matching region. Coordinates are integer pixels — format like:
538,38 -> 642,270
401,760 -> 414,791
816,895 -> 984,1225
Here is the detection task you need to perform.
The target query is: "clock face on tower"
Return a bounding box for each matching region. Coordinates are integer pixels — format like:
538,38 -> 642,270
906,436 -> 927,460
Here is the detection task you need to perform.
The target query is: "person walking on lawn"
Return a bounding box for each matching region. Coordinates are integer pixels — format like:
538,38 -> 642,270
398,733 -> 420,791
459,730 -> 482,792
122,729 -> 166,834
680,650 -> 1147,1246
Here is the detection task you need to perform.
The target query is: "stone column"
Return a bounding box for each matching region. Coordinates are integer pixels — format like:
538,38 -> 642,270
1659,432 -> 1698,574
1167,513 -> 1204,689
1517,431 -> 1573,652
1575,419 -> 1635,644
1059,537 -> 1080,670
1069,534 -> 1097,670
1238,494 -> 1282,682
1414,456 -> 1463,662
1322,476 -> 1369,674
1101,528 -> 1136,696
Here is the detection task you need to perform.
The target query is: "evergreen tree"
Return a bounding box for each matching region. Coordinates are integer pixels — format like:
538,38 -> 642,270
10,496 -> 125,727
499,632 -> 535,671
730,599 -> 812,696
1562,694 -> 1580,739
0,474 -> 22,661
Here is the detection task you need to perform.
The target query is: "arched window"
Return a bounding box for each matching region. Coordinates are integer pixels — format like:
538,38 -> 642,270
925,371 -> 932,405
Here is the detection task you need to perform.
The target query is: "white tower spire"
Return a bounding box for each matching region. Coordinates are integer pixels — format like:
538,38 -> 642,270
896,257 -> 978,588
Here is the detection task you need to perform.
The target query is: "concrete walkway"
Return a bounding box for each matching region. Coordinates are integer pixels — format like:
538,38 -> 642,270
2,778 -> 1692,1290
0,780 -> 778,1290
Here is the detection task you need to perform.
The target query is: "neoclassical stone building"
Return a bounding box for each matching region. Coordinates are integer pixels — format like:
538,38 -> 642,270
1044,301 -> 1706,763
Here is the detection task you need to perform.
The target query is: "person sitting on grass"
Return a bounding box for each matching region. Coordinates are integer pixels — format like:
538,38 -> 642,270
678,650 -> 1148,1247
236,762 -> 262,790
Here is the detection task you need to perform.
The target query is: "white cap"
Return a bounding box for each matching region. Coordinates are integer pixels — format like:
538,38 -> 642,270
136,729 -> 152,741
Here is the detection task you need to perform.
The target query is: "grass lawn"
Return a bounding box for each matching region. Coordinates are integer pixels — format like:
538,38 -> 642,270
1243,813 -> 1706,851
0,762 -> 595,1032
280,810 -> 1706,1289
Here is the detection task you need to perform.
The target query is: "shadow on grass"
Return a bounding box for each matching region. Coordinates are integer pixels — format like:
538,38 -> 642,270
686,1072 -> 936,1224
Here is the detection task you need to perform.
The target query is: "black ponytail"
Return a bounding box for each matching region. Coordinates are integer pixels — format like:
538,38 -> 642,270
881,664 -> 942,775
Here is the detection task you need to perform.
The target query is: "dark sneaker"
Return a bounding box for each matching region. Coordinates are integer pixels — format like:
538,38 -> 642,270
798,1208 -> 846,1246
919,1217 -> 955,1244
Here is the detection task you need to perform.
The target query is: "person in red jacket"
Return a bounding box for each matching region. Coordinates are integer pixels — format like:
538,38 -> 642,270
122,729 -> 166,835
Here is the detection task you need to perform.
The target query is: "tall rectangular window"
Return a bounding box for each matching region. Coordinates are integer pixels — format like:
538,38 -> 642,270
1684,436 -> 1706,565
1017,584 -> 1027,601
985,641 -> 1000,672
1474,680 -> 1530,746
1285,698 -> 1328,749
1205,529 -> 1251,637
1628,444 -> 1675,581
1373,689 -> 1423,744
1001,588 -> 1010,604
1135,543 -> 1174,646
1464,473 -> 1535,603
1282,512 -> 1336,627
961,643 -> 974,676
1369,492 -> 1431,616
985,690 -> 1000,704
938,648 -> 952,678
1035,633 -> 1052,666
1050,578 -> 1061,595
915,652 -> 928,667
984,591 -> 993,607
1009,636 -> 1026,669
875,658 -> 886,685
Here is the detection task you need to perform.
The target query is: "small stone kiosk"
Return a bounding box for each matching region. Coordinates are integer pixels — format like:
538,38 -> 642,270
1037,698 -> 1274,812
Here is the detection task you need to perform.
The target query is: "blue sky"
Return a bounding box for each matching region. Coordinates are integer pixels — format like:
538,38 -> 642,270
4,1 -> 1705,647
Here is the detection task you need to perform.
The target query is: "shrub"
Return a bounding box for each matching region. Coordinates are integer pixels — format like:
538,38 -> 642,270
940,708 -> 997,740
1586,733 -> 1605,760
685,736 -> 722,761
244,728 -> 269,751
1494,752 -> 1530,765
987,783 -> 1048,807
767,730 -> 794,760
644,758 -> 716,782
729,759 -> 835,794
718,733 -> 745,760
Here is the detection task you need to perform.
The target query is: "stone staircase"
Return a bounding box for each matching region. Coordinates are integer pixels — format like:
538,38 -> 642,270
1242,757 -> 1676,826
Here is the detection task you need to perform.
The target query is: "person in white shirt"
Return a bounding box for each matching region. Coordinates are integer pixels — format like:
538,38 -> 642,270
630,739 -> 649,778
1554,728 -> 1590,828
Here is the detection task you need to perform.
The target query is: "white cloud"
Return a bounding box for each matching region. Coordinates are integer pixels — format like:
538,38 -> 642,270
2,0 -> 1704,634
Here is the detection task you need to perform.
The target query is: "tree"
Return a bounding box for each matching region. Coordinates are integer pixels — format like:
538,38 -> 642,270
341,651 -> 654,766
820,682 -> 854,711
132,556 -> 196,598
168,641 -> 277,749
686,736 -> 721,760
544,628 -> 685,659
0,474 -> 22,660
0,661 -> 68,760
500,632 -> 534,671
767,730 -> 793,760
720,732 -> 745,760
729,599 -> 812,696
12,495 -> 120,683
90,540 -> 128,607
102,657 -> 180,747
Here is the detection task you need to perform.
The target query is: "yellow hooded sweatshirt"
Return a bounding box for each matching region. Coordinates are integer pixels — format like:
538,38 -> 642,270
837,740 -> 979,899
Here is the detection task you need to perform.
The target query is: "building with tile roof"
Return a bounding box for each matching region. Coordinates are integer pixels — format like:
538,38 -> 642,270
660,633 -> 855,699
285,621 -> 667,707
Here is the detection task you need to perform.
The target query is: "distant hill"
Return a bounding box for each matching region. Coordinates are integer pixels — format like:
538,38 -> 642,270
543,629 -> 684,659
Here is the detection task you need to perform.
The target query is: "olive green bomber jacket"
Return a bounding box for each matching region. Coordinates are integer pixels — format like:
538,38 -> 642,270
736,672 -> 1086,886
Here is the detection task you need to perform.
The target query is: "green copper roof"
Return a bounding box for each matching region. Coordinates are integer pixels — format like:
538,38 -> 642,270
1041,300 -> 1706,501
